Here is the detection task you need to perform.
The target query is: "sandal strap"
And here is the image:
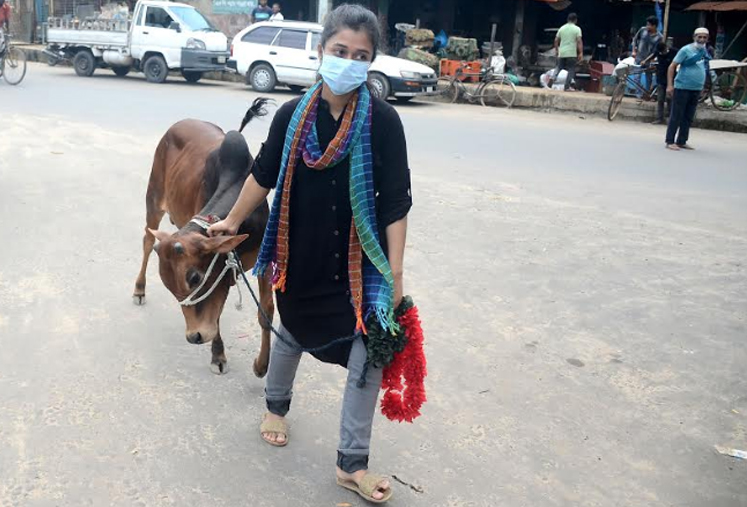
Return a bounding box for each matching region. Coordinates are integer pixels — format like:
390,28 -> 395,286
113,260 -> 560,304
260,419 -> 287,435
358,474 -> 389,496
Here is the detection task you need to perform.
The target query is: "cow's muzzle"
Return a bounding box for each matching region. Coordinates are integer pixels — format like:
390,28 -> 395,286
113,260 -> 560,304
186,332 -> 203,344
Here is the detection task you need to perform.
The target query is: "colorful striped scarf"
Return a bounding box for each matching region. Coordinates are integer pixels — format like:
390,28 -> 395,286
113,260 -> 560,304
254,81 -> 398,334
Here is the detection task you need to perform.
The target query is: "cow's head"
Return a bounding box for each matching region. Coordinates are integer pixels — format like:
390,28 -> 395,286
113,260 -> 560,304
149,229 -> 248,344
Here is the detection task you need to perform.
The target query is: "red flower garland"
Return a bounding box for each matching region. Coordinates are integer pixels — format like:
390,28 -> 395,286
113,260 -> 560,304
380,305 -> 427,422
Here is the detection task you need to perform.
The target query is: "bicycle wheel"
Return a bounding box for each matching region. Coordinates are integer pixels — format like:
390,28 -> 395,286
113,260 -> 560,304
480,78 -> 516,108
2,46 -> 27,85
710,71 -> 747,111
607,80 -> 626,121
437,76 -> 459,103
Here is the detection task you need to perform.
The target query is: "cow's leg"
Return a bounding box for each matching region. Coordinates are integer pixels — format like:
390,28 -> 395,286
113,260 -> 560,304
253,271 -> 274,378
210,333 -> 229,375
133,167 -> 166,305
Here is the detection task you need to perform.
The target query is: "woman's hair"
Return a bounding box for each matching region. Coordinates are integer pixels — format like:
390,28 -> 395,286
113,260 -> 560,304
320,4 -> 380,60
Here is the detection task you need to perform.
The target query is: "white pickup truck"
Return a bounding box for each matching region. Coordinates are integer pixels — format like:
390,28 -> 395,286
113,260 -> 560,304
45,0 -> 230,83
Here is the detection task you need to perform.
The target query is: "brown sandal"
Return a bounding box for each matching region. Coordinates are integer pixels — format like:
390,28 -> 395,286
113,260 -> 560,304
259,413 -> 288,447
337,473 -> 393,504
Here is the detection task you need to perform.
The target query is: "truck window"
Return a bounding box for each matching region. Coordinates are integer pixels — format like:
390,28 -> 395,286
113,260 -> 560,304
242,26 -> 281,45
274,30 -> 307,50
144,7 -> 174,29
135,5 -> 146,26
171,6 -> 216,31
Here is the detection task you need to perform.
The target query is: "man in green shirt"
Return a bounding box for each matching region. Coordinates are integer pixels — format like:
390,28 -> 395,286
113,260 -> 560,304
548,13 -> 583,91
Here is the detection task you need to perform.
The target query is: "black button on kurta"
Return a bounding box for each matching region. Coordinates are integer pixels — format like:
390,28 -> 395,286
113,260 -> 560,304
253,96 -> 412,366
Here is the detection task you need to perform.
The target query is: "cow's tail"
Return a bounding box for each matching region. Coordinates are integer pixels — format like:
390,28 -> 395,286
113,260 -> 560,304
239,97 -> 272,133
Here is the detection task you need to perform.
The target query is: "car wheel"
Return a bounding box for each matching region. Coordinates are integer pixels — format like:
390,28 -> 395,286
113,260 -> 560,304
144,55 -> 168,83
250,63 -> 277,92
367,72 -> 390,99
182,70 -> 203,83
73,50 -> 96,77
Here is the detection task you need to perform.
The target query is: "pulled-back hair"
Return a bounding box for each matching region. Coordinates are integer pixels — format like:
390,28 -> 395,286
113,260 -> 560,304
321,4 -> 380,60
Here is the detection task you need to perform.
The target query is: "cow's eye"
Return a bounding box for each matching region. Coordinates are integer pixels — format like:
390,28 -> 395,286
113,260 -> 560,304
186,269 -> 202,288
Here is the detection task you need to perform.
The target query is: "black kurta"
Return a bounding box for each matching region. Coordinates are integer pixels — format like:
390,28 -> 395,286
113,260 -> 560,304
252,96 -> 412,366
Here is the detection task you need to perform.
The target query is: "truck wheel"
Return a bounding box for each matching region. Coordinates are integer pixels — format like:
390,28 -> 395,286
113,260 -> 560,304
144,55 -> 168,83
181,70 -> 202,83
112,66 -> 130,77
73,50 -> 96,77
249,63 -> 276,92
367,73 -> 390,99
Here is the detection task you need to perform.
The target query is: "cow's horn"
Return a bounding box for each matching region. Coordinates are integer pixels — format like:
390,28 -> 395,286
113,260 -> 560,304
174,242 -> 184,254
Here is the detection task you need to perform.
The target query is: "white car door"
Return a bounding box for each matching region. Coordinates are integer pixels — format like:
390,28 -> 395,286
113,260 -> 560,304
234,25 -> 281,76
302,30 -> 321,84
131,5 -> 181,67
129,3 -> 148,60
271,28 -> 313,85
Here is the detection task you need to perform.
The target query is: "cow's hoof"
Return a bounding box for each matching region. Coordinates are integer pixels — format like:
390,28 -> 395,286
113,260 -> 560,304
253,358 -> 268,378
132,294 -> 146,306
210,360 -> 229,375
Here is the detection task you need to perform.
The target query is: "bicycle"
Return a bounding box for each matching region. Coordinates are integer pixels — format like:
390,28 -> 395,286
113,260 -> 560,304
698,66 -> 747,111
437,64 -> 517,108
608,64 -> 658,121
0,33 -> 28,85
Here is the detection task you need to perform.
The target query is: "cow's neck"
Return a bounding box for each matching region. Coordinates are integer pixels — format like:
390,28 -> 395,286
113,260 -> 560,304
198,173 -> 246,223
179,170 -> 251,251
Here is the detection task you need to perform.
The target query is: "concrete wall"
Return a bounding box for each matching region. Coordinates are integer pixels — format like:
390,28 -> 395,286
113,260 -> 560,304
180,0 -> 251,38
181,0 -> 322,38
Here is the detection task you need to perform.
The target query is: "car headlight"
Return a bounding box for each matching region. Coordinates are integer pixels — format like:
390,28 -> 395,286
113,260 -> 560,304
186,38 -> 206,50
400,70 -> 419,79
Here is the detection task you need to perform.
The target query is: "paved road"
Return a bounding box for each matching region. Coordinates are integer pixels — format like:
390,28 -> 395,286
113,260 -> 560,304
1,64 -> 746,507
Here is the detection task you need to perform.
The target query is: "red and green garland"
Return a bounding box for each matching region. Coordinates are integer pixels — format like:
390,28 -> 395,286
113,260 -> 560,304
366,296 -> 427,423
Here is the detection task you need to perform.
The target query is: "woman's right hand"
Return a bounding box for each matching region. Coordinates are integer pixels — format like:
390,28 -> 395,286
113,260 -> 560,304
208,218 -> 239,237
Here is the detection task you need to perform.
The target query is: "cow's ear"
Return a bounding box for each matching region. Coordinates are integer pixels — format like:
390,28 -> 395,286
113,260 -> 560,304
148,228 -> 171,243
203,234 -> 249,254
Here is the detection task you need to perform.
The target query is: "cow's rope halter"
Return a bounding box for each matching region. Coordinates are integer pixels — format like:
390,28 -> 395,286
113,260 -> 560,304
178,217 -> 243,310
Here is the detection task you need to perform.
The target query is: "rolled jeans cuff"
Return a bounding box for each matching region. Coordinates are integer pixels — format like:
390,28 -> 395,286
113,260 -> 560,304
265,396 -> 291,417
337,450 -> 369,474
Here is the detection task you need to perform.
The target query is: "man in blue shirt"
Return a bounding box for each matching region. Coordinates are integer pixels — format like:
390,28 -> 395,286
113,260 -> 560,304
251,0 -> 273,23
665,27 -> 710,151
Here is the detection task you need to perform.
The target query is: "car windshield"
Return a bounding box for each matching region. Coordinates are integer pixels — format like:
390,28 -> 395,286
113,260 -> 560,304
170,6 -> 218,31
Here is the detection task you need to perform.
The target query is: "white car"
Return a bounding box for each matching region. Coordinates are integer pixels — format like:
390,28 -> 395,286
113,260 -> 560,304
227,20 -> 438,101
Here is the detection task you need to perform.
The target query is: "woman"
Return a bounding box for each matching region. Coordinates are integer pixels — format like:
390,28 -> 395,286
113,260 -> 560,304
208,4 -> 411,503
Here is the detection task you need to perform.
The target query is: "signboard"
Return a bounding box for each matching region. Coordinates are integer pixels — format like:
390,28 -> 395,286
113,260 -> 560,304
213,0 -> 256,15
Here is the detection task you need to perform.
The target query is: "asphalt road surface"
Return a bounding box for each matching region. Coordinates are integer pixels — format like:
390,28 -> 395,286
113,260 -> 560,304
1,64 -> 746,507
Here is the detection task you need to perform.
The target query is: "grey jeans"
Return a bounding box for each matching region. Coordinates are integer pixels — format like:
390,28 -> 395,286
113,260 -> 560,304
264,324 -> 383,473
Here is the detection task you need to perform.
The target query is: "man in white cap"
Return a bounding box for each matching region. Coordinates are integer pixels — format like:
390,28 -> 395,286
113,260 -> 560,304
665,27 -> 710,151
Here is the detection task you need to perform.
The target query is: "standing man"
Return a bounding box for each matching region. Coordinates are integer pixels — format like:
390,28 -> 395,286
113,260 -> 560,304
269,2 -> 284,20
549,13 -> 583,92
251,0 -> 273,23
632,16 -> 663,94
0,0 -> 11,54
632,16 -> 663,64
665,28 -> 710,151
643,41 -> 676,124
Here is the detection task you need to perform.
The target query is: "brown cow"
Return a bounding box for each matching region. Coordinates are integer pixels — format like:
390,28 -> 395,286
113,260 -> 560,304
133,99 -> 274,377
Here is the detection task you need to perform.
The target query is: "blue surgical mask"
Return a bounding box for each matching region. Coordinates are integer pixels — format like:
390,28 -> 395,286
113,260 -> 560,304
319,54 -> 370,95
